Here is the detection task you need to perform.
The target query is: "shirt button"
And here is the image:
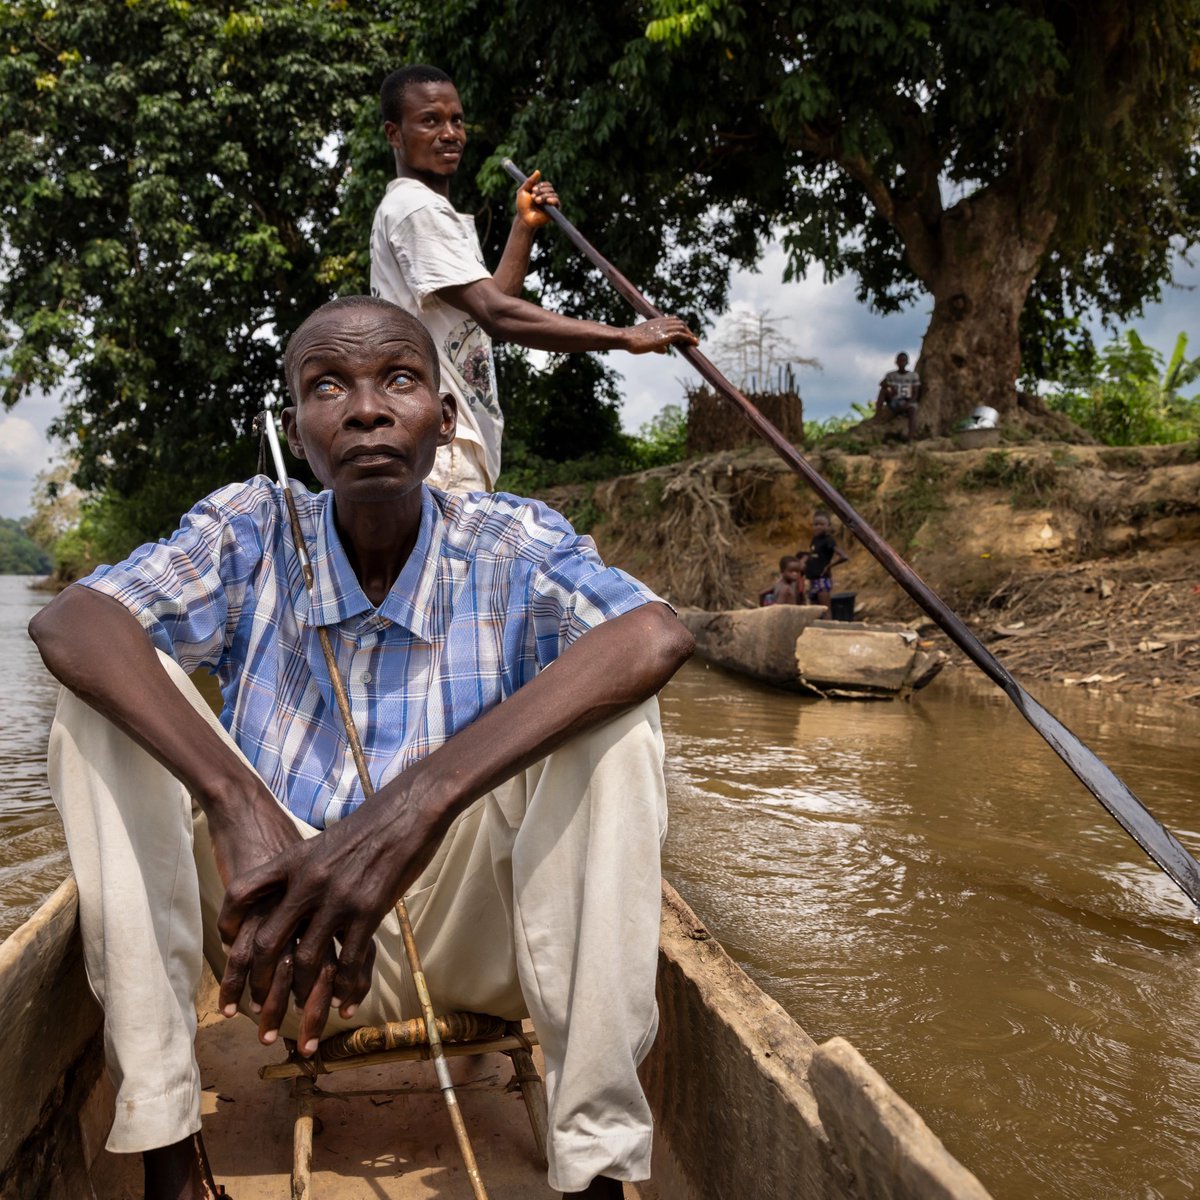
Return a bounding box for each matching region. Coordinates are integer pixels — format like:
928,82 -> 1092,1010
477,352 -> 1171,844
360,672 -> 372,683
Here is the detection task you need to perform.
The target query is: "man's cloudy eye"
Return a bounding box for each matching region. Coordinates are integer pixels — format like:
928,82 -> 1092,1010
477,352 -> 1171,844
388,370 -> 414,388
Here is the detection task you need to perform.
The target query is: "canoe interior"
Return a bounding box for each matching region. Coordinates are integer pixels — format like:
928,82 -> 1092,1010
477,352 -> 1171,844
0,878 -> 991,1200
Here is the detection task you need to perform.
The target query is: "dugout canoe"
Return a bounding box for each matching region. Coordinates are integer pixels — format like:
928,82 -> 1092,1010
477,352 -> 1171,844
0,877 -> 991,1200
679,605 -> 948,699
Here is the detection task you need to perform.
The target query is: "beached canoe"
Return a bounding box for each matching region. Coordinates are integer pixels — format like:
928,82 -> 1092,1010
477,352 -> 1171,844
0,876 -> 990,1200
679,606 -> 948,699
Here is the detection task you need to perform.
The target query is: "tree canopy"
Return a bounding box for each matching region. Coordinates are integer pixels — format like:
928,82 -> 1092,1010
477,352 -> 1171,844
417,0 -> 1200,429
0,0 -> 400,522
2,0 -> 1197,547
0,516 -> 51,574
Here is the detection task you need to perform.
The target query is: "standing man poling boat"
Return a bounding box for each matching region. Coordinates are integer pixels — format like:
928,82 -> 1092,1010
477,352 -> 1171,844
30,296 -> 694,1200
370,63 -> 697,493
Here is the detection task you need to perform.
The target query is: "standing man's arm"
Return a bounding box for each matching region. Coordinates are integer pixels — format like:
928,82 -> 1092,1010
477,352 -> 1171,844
492,170 -> 559,298
438,275 -> 696,355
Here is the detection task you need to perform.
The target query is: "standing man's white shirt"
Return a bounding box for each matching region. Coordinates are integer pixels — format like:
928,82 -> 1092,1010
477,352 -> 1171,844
371,177 -> 500,490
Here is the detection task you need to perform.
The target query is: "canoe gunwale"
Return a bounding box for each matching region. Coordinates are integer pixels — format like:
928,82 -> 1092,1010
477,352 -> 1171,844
0,879 -> 990,1200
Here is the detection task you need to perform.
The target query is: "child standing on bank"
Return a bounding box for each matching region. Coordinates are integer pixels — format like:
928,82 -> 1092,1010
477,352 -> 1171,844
798,509 -> 848,610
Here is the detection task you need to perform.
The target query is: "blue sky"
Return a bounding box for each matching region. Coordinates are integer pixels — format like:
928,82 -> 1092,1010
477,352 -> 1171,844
0,246 -> 1196,519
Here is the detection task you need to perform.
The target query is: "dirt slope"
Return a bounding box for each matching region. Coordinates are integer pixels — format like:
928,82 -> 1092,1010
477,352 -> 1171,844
537,441 -> 1200,706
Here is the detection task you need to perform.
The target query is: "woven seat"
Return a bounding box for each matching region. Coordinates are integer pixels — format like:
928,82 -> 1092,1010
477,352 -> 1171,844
259,1011 -> 548,1199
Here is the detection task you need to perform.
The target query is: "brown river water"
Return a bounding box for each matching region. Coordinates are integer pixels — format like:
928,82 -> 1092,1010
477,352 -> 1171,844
2,572 -> 1198,1198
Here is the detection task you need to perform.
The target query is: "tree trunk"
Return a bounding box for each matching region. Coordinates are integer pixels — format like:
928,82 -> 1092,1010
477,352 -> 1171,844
912,190 -> 1057,435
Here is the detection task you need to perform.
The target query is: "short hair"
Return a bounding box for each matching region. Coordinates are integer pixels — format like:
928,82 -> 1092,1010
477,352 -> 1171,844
779,554 -> 802,572
283,296 -> 440,401
813,509 -> 832,522
380,64 -> 454,125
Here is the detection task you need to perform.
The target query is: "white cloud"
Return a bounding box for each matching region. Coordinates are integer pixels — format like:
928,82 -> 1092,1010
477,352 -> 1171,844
0,415 -> 40,460
612,243 -> 1197,432
0,391 -> 63,520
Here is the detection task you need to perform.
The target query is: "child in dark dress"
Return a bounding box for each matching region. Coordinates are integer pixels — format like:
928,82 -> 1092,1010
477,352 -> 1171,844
798,510 -> 848,610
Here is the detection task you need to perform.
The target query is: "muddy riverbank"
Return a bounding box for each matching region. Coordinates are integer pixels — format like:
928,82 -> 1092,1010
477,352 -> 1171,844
539,440 -> 1200,705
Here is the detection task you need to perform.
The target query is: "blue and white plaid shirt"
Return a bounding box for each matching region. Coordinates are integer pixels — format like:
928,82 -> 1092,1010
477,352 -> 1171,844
81,478 -> 660,828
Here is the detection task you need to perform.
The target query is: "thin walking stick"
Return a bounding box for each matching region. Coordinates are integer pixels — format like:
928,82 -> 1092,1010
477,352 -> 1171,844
257,411 -> 489,1200
501,157 -> 1200,911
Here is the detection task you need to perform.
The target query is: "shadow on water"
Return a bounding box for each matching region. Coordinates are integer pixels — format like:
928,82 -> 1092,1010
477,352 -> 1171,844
661,658 -> 1200,1200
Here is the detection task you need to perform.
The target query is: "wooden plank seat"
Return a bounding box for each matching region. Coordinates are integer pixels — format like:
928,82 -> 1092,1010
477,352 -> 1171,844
259,1012 -> 549,1199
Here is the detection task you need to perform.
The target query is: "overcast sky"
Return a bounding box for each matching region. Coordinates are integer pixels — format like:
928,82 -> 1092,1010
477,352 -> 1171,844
0,245 -> 1195,519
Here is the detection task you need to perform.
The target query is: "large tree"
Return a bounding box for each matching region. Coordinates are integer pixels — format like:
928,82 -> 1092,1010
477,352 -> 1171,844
4,0 -> 1197,532
0,0 -> 401,521
417,0 -> 1200,433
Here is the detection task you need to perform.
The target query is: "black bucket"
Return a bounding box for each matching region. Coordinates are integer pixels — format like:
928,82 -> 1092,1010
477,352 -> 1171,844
829,592 -> 856,622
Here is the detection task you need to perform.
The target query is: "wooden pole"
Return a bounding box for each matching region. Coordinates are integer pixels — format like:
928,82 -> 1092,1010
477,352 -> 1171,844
259,413 -> 489,1200
500,157 -> 1200,911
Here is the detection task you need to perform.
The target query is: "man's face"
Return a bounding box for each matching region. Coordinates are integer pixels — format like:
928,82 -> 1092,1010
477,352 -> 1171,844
386,81 -> 466,178
896,354 -> 909,370
282,308 -> 455,503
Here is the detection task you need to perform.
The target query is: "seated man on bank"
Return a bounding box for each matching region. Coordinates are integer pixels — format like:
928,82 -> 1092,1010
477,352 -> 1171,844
30,295 -> 694,1200
874,351 -> 921,442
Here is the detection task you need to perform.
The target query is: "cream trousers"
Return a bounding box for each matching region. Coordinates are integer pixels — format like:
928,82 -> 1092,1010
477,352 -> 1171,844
48,652 -> 667,1193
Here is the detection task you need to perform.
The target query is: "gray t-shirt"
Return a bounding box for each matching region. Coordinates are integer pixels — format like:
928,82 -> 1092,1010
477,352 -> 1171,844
371,178 -> 501,487
882,369 -> 920,402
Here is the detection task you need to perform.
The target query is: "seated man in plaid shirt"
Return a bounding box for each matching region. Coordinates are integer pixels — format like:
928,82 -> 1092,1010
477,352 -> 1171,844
31,295 -> 693,1200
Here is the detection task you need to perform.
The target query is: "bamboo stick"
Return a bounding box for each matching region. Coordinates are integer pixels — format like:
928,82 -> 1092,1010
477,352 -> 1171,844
258,412 -> 489,1200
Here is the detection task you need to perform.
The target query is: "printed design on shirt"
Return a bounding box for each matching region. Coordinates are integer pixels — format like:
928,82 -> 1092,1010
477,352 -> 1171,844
884,370 -> 919,399
445,319 -> 499,416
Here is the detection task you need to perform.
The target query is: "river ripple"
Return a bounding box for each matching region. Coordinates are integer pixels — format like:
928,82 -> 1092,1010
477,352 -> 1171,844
661,658 -> 1200,1200
0,575 -> 68,935
2,575 -> 1199,1198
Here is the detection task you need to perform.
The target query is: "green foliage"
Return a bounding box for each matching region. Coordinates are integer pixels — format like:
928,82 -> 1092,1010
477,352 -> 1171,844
495,347 -> 627,464
1044,331 -> 1200,445
0,0 -> 402,538
496,402 -> 689,495
47,476 -> 195,583
419,0 -> 1200,427
0,516 -> 51,574
5,0 -> 1197,543
804,402 -> 873,446
628,404 -> 688,470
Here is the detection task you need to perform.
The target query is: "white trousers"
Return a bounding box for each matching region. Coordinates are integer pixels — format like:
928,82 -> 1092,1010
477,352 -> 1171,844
48,652 -> 667,1193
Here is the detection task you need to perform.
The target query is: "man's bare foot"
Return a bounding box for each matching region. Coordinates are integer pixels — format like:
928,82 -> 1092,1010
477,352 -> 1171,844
143,1132 -> 222,1200
562,1177 -> 624,1198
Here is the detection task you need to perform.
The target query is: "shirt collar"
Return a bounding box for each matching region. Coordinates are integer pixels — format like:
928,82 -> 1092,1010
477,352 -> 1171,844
302,487 -> 445,641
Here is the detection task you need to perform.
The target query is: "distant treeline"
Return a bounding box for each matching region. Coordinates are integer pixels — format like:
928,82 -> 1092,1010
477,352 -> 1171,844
0,516 -> 51,574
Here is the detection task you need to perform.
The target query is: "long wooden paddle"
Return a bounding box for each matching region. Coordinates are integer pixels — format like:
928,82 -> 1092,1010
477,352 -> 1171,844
501,157 -> 1200,911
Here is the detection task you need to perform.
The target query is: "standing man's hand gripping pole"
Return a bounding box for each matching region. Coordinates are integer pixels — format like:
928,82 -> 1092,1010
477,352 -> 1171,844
492,168 -> 560,297
216,602 -> 693,1055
